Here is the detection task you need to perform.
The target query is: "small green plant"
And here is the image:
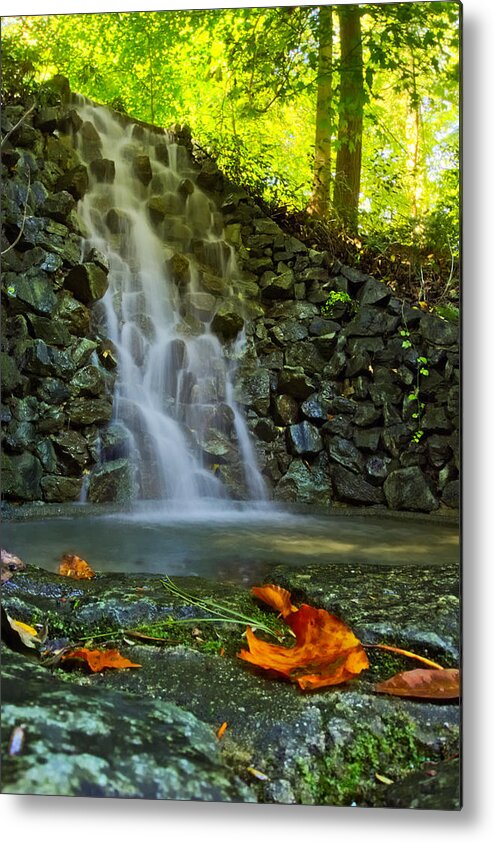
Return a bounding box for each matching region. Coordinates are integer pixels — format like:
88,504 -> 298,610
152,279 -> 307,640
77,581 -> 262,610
321,290 -> 353,318
400,332 -> 429,444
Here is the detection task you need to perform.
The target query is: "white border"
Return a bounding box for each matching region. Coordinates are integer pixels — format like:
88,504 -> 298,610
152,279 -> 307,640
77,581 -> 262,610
2,0 -> 492,838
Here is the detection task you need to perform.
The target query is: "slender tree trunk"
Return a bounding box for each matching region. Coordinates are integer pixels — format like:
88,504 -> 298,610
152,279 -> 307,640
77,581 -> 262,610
333,4 -> 364,233
308,5 -> 333,218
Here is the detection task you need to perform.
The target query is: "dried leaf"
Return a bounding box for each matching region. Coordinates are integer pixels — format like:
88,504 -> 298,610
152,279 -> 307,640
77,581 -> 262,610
375,773 -> 394,785
238,603 -> 369,691
251,584 -> 296,618
247,767 -> 269,781
60,647 -> 141,673
216,721 -> 228,739
6,614 -> 41,649
375,668 -> 460,700
58,554 -> 95,580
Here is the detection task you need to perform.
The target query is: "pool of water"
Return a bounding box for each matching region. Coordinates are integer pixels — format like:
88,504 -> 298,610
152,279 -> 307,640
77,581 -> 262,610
2,503 -> 459,585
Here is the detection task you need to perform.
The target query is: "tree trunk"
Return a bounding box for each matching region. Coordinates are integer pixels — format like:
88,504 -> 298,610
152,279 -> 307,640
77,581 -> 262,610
333,4 -> 364,233
308,5 -> 333,218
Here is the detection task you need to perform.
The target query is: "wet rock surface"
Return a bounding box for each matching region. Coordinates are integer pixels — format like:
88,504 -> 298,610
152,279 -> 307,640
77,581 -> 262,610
1,561 -> 460,806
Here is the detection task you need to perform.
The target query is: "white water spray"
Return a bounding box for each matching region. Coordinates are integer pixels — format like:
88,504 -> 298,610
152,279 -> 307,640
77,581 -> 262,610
74,101 -> 267,508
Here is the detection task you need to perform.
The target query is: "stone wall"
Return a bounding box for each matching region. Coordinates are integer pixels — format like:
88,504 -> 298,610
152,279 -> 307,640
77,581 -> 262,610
190,151 -> 460,513
1,83 -> 115,502
1,82 -> 459,511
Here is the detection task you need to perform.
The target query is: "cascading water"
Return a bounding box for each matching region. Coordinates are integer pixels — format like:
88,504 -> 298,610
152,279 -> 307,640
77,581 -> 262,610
73,99 -> 267,509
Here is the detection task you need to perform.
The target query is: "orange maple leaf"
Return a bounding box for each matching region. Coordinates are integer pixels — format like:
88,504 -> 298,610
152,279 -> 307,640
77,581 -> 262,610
60,647 -> 141,672
238,602 -> 369,691
58,554 -> 95,580
251,584 -> 297,618
375,668 -> 460,700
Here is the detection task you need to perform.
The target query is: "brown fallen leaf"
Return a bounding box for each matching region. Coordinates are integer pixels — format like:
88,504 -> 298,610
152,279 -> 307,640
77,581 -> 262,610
58,554 -> 95,580
238,602 -> 368,691
251,584 -> 297,619
375,668 -> 460,700
60,647 -> 141,673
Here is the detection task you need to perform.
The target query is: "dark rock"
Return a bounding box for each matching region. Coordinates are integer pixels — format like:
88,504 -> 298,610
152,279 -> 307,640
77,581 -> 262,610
34,106 -> 60,132
321,415 -> 352,438
88,458 -> 138,503
67,398 -> 113,426
64,262 -> 109,305
331,464 -> 384,505
277,367 -> 315,400
358,277 -> 391,306
275,457 -> 332,505
422,406 -> 451,433
382,423 -> 412,457
41,190 -> 76,222
235,368 -> 270,415
211,303 -> 243,341
427,435 -> 452,468
268,300 -> 318,321
1,648 -> 254,802
271,320 -> 307,344
382,758 -> 460,811
1,451 -> 42,500
154,143 -> 169,165
340,265 -> 374,286
252,418 -> 278,443
4,419 -> 37,451
441,480 -> 460,509
89,158 -> 116,183
260,271 -> 294,300
0,352 -> 22,391
36,405 -> 65,433
3,271 -> 57,316
326,396 -> 357,416
22,339 -> 75,379
346,351 -> 370,378
345,307 -> 400,337
384,467 -> 439,512
98,425 -> 133,460
353,428 -> 381,452
41,475 -> 83,503
79,120 -> 102,161
53,430 -> 90,469
287,421 -> 323,455
419,315 -> 458,347
55,164 -> 89,199
326,436 -> 364,473
368,382 -> 403,405
10,396 -> 39,422
272,394 -> 299,426
353,403 -> 382,427
165,253 -> 190,287
365,454 -> 393,482
133,154 -> 153,185
57,108 -> 83,134
105,207 -> 131,235
147,193 -> 183,224
309,317 -> 341,337
301,394 -> 328,424
72,338 -> 99,368
25,313 -> 72,346
284,342 -> 325,375
21,247 -> 63,274
323,351 -> 346,378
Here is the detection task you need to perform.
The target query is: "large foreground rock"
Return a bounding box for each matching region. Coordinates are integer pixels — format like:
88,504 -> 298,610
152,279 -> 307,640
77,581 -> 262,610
1,648 -> 255,801
1,559 -> 460,807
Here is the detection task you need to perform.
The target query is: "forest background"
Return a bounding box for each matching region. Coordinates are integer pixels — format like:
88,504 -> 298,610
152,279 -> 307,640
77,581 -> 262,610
2,0 -> 460,310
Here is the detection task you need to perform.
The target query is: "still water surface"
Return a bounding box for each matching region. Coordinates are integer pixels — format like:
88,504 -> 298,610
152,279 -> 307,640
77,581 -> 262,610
3,504 -> 459,585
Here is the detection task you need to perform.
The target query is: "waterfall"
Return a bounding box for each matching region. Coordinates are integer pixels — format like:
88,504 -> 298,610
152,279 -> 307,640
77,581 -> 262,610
73,100 -> 267,508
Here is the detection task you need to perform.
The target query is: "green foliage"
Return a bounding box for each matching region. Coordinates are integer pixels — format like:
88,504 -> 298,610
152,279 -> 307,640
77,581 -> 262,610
321,290 -> 352,317
2,4 -> 460,299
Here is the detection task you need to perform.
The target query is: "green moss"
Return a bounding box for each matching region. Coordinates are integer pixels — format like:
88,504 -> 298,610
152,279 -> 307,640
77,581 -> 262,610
296,711 -> 430,806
